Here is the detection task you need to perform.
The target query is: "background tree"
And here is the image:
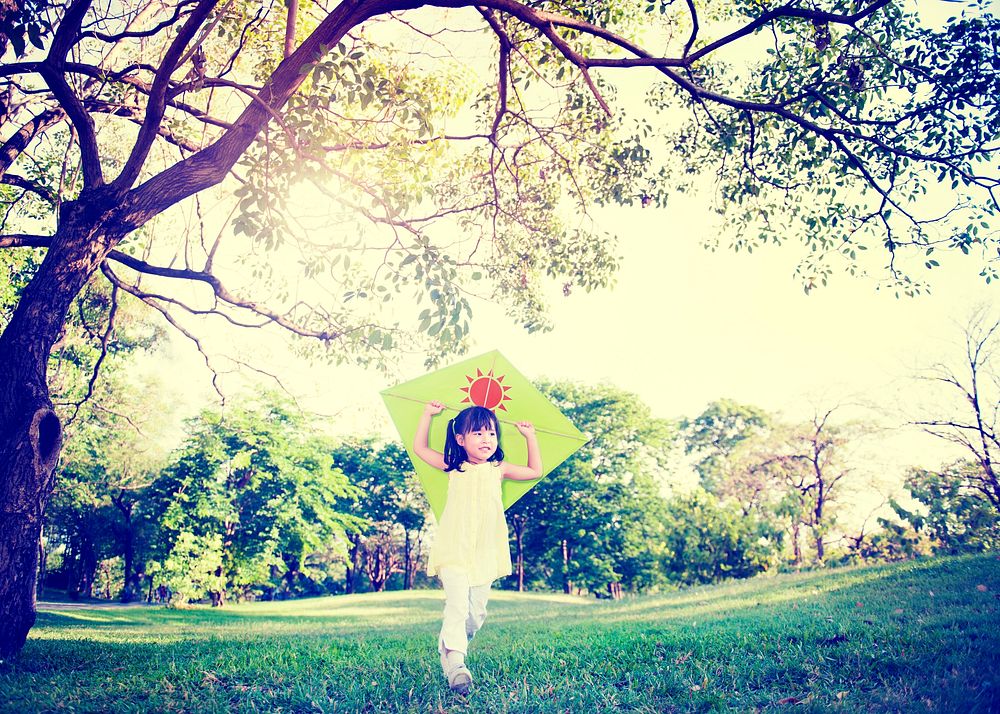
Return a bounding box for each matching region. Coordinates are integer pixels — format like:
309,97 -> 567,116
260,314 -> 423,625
330,438 -> 427,593
778,410 -> 860,563
658,487 -> 780,585
44,389 -> 165,601
3,0 -> 999,656
886,462 -> 1000,555
146,397 -> 358,605
714,406 -> 863,564
914,306 -> 1000,510
682,399 -> 770,493
508,381 -> 674,596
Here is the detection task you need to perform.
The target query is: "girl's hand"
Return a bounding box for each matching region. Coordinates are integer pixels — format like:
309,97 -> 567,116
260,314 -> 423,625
503,422 -> 542,480
515,421 -> 535,436
414,401 -> 447,470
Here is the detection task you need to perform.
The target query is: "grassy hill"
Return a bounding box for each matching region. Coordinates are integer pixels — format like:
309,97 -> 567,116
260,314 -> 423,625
2,554 -> 998,713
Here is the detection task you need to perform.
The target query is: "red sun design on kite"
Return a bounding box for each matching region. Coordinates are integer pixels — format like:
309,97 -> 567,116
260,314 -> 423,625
460,368 -> 513,411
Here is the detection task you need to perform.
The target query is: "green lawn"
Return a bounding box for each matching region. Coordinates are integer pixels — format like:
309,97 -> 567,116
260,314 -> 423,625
2,555 -> 998,713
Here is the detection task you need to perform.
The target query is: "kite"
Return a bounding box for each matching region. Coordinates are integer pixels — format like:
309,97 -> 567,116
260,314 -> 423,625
381,350 -> 588,521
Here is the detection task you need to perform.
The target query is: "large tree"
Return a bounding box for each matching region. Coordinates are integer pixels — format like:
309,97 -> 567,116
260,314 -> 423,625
1,0 -> 997,656
683,398 -> 771,493
330,438 -> 427,593
888,461 -> 1000,555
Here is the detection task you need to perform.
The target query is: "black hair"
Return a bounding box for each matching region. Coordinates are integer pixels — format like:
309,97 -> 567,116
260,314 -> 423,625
443,406 -> 504,471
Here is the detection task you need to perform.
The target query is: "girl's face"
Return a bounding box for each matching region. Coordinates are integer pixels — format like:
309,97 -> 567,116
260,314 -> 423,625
456,423 -> 498,464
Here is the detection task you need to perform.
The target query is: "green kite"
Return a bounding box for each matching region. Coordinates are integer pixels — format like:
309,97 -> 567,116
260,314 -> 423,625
381,350 -> 588,521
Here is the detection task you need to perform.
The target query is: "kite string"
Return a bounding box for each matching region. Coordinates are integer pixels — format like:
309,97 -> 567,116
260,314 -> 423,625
382,392 -> 587,441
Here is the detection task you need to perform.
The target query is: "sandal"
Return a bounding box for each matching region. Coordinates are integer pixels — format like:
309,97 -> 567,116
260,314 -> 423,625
445,663 -> 473,695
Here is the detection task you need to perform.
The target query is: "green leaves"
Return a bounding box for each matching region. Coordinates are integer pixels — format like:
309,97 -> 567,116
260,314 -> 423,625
0,0 -> 52,57
507,381 -> 676,594
889,463 -> 1000,556
146,396 -> 361,602
660,487 -> 780,584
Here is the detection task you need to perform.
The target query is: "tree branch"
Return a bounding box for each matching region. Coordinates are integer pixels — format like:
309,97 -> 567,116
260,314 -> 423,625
0,174 -> 55,204
0,109 -> 64,177
112,0 -> 217,190
113,0 -> 220,191
105,250 -> 343,341
77,0 -> 200,43
87,100 -> 205,153
100,261 -> 226,401
0,234 -> 52,248
40,0 -> 104,188
62,281 -> 120,426
478,7 -> 511,139
125,0 -> 381,224
682,0 -> 699,59
284,0 -> 299,58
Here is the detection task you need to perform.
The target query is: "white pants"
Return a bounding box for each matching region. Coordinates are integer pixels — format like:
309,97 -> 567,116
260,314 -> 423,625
438,566 -> 491,655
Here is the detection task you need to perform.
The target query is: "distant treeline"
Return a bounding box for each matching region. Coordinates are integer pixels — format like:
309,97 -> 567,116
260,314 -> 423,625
42,378 -> 999,606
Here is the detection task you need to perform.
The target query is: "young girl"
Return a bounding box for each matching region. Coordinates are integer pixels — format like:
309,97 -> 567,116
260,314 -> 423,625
413,400 -> 542,694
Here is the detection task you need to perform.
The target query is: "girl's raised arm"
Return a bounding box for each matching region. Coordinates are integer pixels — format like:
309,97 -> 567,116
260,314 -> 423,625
413,401 -> 448,470
502,422 -> 543,481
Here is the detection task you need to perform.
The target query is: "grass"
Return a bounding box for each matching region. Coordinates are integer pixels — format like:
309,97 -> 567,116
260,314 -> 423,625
2,554 -> 999,713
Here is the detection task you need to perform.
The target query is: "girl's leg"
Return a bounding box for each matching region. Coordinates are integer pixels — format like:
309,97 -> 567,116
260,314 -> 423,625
465,581 -> 491,642
438,567 -> 474,692
438,567 -> 472,657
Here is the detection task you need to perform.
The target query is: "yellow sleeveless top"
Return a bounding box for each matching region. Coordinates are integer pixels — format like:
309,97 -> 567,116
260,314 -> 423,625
426,461 -> 512,586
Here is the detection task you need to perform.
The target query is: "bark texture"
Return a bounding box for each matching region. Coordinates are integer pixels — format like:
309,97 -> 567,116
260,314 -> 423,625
0,408 -> 62,659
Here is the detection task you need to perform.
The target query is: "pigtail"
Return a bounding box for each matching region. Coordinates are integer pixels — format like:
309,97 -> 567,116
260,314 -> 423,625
443,417 -> 466,472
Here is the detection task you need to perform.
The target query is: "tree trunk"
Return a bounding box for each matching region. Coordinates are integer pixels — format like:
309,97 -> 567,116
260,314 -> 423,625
0,401 -> 62,658
791,522 -> 802,567
561,539 -> 572,594
814,490 -> 825,563
115,495 -> 141,603
71,539 -> 98,599
403,529 -> 412,590
511,513 -> 525,591
345,535 -> 361,594
516,530 -> 524,592
100,560 -> 113,599
0,197 -> 124,657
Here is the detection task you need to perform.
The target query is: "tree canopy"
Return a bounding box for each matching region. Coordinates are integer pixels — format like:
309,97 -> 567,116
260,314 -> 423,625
507,380 -> 675,595
146,397 -> 359,604
2,1 -> 998,355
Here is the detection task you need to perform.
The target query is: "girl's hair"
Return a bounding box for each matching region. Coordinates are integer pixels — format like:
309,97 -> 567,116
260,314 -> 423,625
443,406 -> 504,471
